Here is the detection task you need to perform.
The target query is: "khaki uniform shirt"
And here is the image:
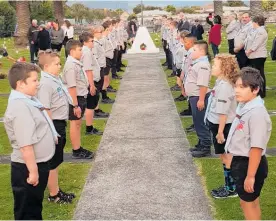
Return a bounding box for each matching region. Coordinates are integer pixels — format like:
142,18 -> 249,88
93,39 -> 106,68
4,99 -> 55,163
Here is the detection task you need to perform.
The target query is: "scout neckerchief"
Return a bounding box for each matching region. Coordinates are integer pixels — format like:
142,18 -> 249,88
41,71 -> 73,105
182,47 -> 194,83
225,96 -> 264,153
8,90 -> 59,143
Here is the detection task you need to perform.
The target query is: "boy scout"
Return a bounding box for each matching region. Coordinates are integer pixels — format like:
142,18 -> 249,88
184,40 -> 212,157
168,20 -> 179,77
226,67 -> 271,220
37,50 -> 75,204
79,32 -> 104,135
4,62 -> 55,219
161,15 -> 169,67
234,12 -> 253,68
204,54 -> 239,199
93,25 -> 115,104
62,39 -> 94,159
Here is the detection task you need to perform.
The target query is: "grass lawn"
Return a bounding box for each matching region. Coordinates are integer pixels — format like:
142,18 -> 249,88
159,24 -> 276,220
0,163 -> 91,220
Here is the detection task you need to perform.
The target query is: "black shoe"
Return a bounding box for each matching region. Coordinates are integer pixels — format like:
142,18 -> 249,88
72,147 -> 94,159
112,75 -> 122,80
168,72 -> 175,77
86,127 -> 103,135
94,109 -> 109,118
162,62 -> 168,66
167,66 -> 173,70
191,148 -> 211,158
185,124 -> 195,133
174,94 -> 187,102
170,85 -> 180,91
212,188 -> 238,199
59,189 -> 75,200
102,97 -> 115,104
117,68 -> 124,72
189,143 -> 201,152
107,87 -> 117,92
121,64 -> 126,67
48,190 -> 73,204
211,185 -> 225,195
180,109 -> 192,116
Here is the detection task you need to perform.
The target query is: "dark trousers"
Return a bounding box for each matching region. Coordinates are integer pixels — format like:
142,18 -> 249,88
211,43 -> 219,57
51,43 -> 63,52
111,49 -> 118,77
117,48 -> 123,69
11,162 -> 49,220
30,43 -> 38,63
236,48 -> 248,69
228,39 -> 235,55
162,39 -> 170,66
168,49 -> 173,69
189,95 -> 211,148
248,58 -> 267,98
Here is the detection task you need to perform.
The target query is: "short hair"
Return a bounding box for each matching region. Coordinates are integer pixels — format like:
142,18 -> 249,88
242,12 -> 251,17
180,30 -> 191,39
184,32 -> 196,40
231,13 -> 237,19
238,67 -> 263,95
252,15 -> 265,26
111,19 -> 117,25
65,39 -> 82,55
194,40 -> 209,56
8,62 -> 40,90
32,19 -> 38,25
170,21 -> 178,27
102,20 -> 112,30
92,25 -> 104,34
79,32 -> 94,44
38,49 -> 60,69
162,15 -> 167,18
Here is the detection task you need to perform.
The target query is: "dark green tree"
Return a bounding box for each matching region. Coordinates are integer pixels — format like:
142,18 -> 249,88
165,5 -> 176,14
0,1 -> 16,37
227,0 -> 246,6
29,1 -> 54,22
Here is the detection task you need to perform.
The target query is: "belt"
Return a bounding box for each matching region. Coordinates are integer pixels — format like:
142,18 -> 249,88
77,95 -> 87,99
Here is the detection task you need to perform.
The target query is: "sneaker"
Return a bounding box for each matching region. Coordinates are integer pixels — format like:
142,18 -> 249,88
72,147 -> 94,159
211,185 -> 225,195
59,189 -> 76,200
102,97 -> 115,104
189,143 -> 200,152
162,62 -> 168,66
121,64 -> 126,67
212,188 -> 238,199
191,148 -> 211,158
86,127 -> 103,135
117,68 -> 124,72
48,190 -> 74,204
185,124 -> 195,133
180,109 -> 192,116
94,109 -> 109,118
174,94 -> 187,102
170,85 -> 180,91
107,87 -> 117,92
112,75 -> 122,80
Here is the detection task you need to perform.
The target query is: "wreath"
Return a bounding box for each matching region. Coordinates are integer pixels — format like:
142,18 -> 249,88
140,43 -> 147,51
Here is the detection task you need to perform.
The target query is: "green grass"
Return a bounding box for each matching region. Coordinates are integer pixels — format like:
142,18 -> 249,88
150,32 -> 162,48
195,157 -> 276,220
0,163 -> 91,220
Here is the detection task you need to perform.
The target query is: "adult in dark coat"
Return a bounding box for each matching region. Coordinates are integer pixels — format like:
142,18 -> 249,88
37,24 -> 51,51
191,19 -> 204,40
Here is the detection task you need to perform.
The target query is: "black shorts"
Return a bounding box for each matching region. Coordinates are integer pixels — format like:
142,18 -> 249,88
69,96 -> 87,120
48,120 -> 67,170
104,58 -> 112,75
231,155 -> 268,202
207,121 -> 231,154
87,83 -> 100,110
176,69 -> 182,77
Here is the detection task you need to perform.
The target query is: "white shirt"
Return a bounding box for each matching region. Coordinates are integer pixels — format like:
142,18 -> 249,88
62,26 -> 74,39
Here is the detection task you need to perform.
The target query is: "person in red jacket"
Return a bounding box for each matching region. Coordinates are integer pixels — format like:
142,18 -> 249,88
209,16 -> 222,57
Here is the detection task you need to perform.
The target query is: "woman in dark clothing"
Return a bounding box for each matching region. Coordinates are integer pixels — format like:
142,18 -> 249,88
191,19 -> 204,40
37,24 -> 51,51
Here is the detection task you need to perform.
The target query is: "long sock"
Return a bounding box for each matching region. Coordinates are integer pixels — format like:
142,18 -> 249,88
86,125 -> 93,132
101,90 -> 108,99
223,164 -> 236,191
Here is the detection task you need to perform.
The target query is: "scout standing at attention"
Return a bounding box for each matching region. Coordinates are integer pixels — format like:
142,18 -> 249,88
4,63 -> 55,220
37,50 -> 75,204
226,67 -> 271,220
79,32 -> 104,136
62,39 -> 94,159
204,54 -> 240,199
184,40 -> 212,158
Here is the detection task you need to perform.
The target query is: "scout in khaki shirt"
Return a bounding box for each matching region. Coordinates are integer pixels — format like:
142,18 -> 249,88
37,50 -> 75,204
204,54 -> 240,199
79,32 -> 104,136
225,67 -> 271,220
62,39 -> 94,159
93,25 -> 115,104
184,41 -> 212,158
4,63 -> 56,220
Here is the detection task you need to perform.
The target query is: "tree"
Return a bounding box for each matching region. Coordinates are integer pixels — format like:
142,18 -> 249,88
0,1 -> 16,37
165,5 -> 176,14
250,0 -> 263,16
133,4 -> 143,14
53,1 -> 64,23
227,0 -> 246,7
178,7 -> 196,14
214,0 -> 223,17
70,3 -> 89,24
14,1 -> 30,47
262,0 -> 276,11
29,1 -> 54,22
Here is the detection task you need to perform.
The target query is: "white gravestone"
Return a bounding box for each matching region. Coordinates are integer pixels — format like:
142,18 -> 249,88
127,26 -> 159,54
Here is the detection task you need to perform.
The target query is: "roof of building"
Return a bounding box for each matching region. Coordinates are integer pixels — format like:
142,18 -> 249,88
136,10 -> 171,17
